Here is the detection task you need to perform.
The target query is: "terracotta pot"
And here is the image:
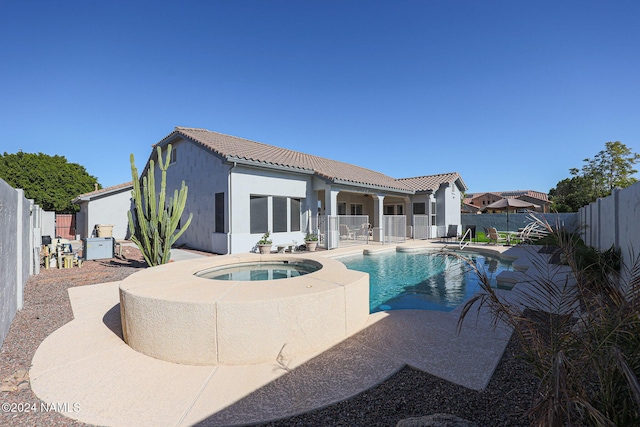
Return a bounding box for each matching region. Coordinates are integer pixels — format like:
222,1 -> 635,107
305,241 -> 317,252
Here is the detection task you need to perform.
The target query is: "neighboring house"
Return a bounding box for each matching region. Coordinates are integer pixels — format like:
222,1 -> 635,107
464,190 -> 550,213
72,182 -> 133,240
461,202 -> 482,214
143,127 -> 467,254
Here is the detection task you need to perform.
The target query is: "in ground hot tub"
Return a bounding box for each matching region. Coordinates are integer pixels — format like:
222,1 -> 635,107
119,254 -> 369,365
196,259 -> 321,281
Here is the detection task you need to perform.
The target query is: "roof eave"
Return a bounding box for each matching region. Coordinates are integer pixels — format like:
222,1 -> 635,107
72,185 -> 134,204
226,156 -> 315,175
332,178 -> 414,194
455,177 -> 469,192
71,196 -> 88,204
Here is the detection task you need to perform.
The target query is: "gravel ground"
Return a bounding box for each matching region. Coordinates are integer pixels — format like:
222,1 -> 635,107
0,246 -> 538,427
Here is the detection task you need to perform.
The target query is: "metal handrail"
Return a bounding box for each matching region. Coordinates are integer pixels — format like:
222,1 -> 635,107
459,227 -> 472,250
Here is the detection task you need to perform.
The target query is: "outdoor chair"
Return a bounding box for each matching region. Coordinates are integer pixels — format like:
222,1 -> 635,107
339,224 -> 354,240
516,221 -> 549,244
355,223 -> 371,240
486,227 -> 507,245
441,224 -> 459,242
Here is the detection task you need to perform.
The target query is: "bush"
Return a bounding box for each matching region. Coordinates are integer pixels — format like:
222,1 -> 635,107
458,215 -> 640,426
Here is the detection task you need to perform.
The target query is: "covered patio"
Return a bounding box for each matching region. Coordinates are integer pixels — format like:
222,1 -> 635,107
312,187 -> 412,248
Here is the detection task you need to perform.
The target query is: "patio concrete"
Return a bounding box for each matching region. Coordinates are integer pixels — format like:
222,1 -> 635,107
29,240 -> 545,427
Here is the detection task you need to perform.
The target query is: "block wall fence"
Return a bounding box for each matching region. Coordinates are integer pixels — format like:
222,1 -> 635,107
0,178 -> 44,347
578,181 -> 640,274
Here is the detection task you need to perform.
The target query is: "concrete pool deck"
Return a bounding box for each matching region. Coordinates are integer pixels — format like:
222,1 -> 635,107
29,241 -> 555,426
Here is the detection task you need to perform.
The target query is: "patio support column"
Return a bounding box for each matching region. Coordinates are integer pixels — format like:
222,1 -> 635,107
324,188 -> 339,216
372,194 -> 385,242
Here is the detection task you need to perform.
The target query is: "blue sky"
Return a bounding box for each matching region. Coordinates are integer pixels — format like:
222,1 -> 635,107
2,1 -> 639,194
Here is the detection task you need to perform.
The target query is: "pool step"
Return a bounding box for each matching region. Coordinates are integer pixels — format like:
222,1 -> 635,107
496,271 -> 530,290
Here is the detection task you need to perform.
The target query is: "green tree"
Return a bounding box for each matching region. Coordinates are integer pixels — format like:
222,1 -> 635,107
549,176 -> 593,212
573,141 -> 640,200
550,141 -> 639,211
0,151 -> 99,212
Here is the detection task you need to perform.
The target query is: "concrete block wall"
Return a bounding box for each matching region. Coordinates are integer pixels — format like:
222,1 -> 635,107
579,181 -> 640,272
0,178 -> 41,347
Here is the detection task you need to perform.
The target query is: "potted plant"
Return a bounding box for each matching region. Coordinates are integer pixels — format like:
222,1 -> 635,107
257,231 -> 272,254
304,232 -> 318,252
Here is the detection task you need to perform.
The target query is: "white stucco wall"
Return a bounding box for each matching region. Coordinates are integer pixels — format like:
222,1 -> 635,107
41,211 -> 56,239
152,139 -> 229,253
149,139 -> 318,254
435,182 -> 463,236
229,165 -> 313,253
78,189 -> 132,240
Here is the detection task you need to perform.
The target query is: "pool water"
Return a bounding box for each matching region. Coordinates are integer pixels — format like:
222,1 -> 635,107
339,251 -> 512,313
197,261 -> 320,281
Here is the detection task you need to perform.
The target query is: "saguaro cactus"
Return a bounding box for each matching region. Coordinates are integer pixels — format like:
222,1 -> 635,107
128,144 -> 193,266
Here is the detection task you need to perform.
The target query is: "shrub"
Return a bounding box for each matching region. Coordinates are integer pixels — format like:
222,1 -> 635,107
458,215 -> 640,426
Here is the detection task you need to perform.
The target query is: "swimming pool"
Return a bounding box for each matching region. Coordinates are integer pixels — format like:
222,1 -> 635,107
339,250 -> 512,313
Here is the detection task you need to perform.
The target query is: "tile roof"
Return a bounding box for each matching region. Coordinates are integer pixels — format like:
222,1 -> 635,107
72,182 -> 133,203
165,127 -> 417,193
466,190 -> 549,203
396,172 -> 468,192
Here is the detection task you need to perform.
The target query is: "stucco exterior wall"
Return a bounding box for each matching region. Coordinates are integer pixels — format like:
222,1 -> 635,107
77,190 -> 132,239
408,193 -> 437,237
470,193 -> 502,209
41,211 -> 55,240
150,139 -> 230,253
436,182 -> 463,236
336,192 -> 375,215
517,195 -> 548,213
229,165 -> 312,253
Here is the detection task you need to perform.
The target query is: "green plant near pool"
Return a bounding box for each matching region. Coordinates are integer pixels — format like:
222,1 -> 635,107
459,216 -> 640,426
304,232 -> 318,241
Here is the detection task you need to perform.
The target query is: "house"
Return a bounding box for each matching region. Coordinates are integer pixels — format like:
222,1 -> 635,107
73,182 -> 133,240
143,127 -> 467,254
464,190 -> 550,213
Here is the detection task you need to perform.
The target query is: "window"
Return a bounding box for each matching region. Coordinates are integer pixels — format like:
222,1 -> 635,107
250,195 -> 303,234
337,202 -> 347,215
290,198 -> 301,232
384,205 -> 395,215
215,192 -> 225,233
350,203 -> 363,215
396,204 -> 404,215
273,197 -> 288,233
413,203 -> 426,215
170,147 -> 177,164
250,196 -> 268,234
431,201 -> 436,226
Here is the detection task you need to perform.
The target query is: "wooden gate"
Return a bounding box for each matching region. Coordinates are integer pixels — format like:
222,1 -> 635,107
55,214 -> 76,240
